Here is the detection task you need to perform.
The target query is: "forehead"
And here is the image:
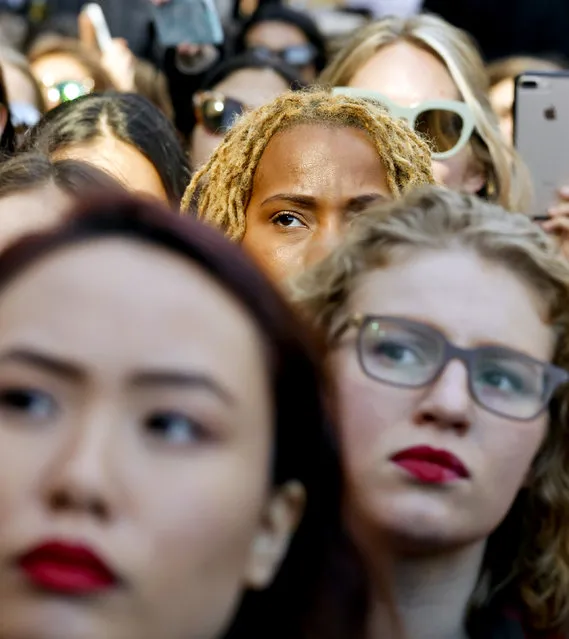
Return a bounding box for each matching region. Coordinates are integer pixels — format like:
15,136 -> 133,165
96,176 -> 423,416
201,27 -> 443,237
0,186 -> 69,250
31,53 -> 88,82
349,248 -> 554,358
214,68 -> 289,107
54,137 -> 168,202
246,20 -> 308,47
253,123 -> 387,192
349,41 -> 460,105
0,239 -> 266,372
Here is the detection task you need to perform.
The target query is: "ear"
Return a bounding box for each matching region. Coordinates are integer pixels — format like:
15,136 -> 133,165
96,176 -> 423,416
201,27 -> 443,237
245,481 -> 305,590
461,155 -> 487,195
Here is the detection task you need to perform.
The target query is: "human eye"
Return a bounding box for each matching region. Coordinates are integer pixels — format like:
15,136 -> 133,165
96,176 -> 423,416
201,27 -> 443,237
0,386 -> 57,421
144,410 -> 209,446
271,212 -> 307,229
475,362 -> 537,396
370,340 -> 424,367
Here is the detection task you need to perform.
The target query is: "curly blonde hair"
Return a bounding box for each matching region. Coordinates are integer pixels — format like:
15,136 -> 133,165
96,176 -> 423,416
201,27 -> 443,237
181,89 -> 435,241
293,185 -> 569,631
320,14 -> 531,213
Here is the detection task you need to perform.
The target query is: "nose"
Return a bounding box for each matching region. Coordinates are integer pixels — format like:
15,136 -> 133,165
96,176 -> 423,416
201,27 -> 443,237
413,360 -> 473,433
41,408 -> 117,522
304,214 -> 346,266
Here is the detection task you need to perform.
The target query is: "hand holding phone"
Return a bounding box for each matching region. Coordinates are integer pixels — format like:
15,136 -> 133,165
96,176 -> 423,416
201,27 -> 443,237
81,3 -> 113,53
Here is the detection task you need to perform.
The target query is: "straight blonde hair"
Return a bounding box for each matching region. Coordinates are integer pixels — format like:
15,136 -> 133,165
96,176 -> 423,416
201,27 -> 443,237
320,14 -> 530,212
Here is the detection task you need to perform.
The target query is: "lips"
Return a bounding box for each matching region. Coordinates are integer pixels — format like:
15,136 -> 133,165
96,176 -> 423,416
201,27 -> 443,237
391,445 -> 469,483
18,541 -> 118,595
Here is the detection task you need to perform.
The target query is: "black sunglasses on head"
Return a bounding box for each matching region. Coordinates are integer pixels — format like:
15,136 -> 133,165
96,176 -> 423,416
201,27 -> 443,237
193,92 -> 247,134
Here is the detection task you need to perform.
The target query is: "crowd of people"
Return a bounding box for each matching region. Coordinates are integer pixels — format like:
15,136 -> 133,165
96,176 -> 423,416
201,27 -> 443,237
0,1 -> 566,639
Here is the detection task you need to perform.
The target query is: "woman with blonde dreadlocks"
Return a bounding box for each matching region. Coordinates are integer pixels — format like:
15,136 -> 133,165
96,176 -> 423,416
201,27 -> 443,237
181,89 -> 434,283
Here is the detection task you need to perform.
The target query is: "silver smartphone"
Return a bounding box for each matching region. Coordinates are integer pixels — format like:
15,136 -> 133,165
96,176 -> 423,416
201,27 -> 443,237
514,71 -> 569,217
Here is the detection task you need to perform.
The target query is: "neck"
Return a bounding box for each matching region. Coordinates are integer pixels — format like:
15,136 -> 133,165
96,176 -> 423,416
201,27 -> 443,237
366,541 -> 485,639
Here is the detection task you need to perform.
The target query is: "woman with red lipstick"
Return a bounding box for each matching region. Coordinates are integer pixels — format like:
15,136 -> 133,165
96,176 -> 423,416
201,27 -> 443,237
295,186 -> 569,639
0,195 -> 355,639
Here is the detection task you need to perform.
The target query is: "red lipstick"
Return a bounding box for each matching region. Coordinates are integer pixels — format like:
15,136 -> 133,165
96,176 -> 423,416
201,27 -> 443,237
18,541 -> 117,595
391,446 -> 469,483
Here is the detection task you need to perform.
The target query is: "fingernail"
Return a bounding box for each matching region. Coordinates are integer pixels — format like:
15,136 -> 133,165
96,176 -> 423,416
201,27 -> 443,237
560,186 -> 569,197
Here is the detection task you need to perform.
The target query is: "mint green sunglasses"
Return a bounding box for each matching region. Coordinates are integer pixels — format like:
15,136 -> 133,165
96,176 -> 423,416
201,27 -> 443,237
333,87 -> 476,160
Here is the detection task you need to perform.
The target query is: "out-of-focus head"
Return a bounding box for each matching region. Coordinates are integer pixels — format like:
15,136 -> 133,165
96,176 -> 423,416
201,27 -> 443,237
0,195 -> 342,639
22,93 -> 190,205
0,152 -> 123,249
182,89 -> 435,284
487,56 -> 565,144
235,4 -> 327,82
28,36 -> 115,111
190,52 -> 304,169
321,14 -> 529,212
295,186 -> 569,632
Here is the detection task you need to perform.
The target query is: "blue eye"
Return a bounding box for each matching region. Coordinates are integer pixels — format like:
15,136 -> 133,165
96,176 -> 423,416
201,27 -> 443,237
477,369 -> 526,394
371,341 -> 423,365
0,388 -> 56,420
145,411 -> 206,445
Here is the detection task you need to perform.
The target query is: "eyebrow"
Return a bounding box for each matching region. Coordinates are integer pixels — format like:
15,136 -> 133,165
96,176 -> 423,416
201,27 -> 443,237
0,348 -> 84,381
0,348 -> 235,405
261,193 -> 317,207
132,371 -> 235,405
345,194 -> 388,211
261,192 -> 388,210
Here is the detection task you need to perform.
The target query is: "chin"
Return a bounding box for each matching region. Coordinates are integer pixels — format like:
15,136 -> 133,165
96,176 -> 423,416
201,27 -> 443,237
353,494 -> 470,553
0,603 -> 115,639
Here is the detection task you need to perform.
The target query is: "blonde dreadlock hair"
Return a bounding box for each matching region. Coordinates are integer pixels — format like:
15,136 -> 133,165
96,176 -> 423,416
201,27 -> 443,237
181,89 -> 435,241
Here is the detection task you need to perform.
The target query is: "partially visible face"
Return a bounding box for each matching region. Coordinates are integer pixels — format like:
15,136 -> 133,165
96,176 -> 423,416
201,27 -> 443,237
348,42 -> 485,194
242,123 -> 391,283
489,78 -> 515,144
190,68 -> 290,169
0,185 -> 69,250
30,53 -> 91,110
0,239 -> 302,639
53,136 -> 169,202
245,20 -> 316,82
334,248 -> 553,552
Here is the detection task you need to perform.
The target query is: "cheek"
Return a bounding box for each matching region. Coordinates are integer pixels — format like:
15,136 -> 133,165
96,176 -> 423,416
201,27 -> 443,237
242,227 -> 306,283
431,152 -> 470,190
129,454 -> 271,633
190,125 -> 223,169
335,359 -> 410,480
478,418 -> 547,501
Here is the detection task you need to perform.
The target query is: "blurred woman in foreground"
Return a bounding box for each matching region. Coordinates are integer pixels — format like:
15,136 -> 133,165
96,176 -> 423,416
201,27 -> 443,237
0,195 -> 357,639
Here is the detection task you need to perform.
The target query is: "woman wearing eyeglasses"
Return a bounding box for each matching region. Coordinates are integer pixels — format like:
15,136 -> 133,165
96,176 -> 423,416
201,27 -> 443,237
294,186 -> 569,639
190,52 -> 303,170
28,35 -> 116,110
182,89 -> 435,284
320,14 -> 528,213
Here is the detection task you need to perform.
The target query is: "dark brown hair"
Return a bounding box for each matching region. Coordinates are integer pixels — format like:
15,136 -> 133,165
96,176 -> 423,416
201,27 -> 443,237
0,194 -> 376,639
0,151 -> 125,199
22,93 -> 190,206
